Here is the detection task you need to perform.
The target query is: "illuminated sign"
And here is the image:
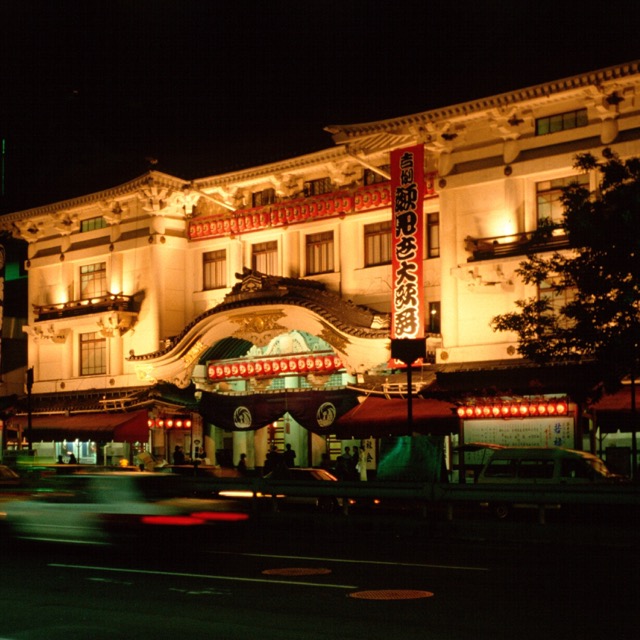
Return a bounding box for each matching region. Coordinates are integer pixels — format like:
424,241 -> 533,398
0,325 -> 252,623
390,145 -> 424,341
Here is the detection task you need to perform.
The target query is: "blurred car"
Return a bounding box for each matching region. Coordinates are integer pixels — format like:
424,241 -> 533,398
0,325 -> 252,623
220,467 -> 342,513
0,465 -> 22,487
263,467 -> 342,513
0,472 -> 249,546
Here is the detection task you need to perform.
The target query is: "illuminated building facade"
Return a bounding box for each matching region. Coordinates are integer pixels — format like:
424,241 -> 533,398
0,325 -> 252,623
2,61 -> 640,473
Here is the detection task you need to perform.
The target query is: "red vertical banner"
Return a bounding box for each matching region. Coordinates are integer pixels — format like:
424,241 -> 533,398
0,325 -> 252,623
390,145 -> 425,340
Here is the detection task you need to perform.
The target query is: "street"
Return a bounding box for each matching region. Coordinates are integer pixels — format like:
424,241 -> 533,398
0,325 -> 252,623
0,510 -> 637,640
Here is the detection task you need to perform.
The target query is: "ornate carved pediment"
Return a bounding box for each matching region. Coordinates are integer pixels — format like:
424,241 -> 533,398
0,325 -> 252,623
229,311 -> 288,347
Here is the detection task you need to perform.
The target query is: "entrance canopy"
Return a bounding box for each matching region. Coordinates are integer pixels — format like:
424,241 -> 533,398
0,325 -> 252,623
199,389 -> 358,434
334,396 -> 458,439
10,410 -> 150,442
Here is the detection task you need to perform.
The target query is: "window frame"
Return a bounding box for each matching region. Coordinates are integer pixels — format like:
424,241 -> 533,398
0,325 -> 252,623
364,220 -> 392,267
202,249 -> 227,290
305,231 -> 334,275
535,108 -> 588,136
80,331 -> 107,376
536,174 -> 589,226
303,177 -> 332,197
251,240 -> 279,275
427,211 -> 440,259
80,216 -> 107,233
79,262 -> 107,300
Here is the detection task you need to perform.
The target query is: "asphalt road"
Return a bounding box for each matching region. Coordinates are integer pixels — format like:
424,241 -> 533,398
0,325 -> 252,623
0,512 -> 638,640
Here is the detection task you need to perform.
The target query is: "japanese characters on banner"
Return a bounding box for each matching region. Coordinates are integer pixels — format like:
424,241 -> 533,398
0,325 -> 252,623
390,145 -> 425,341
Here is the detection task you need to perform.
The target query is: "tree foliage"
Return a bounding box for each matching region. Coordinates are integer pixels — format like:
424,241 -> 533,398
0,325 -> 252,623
491,149 -> 640,387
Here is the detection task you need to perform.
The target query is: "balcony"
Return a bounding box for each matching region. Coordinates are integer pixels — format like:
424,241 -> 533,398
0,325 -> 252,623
33,293 -> 137,322
464,230 -> 569,262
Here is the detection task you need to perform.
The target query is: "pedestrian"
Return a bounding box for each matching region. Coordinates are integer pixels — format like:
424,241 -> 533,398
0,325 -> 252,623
68,453 -> 77,464
283,443 -> 296,468
320,452 -> 333,472
237,453 -> 248,475
56,455 -> 65,464
173,445 -> 186,465
351,446 -> 360,479
357,446 -> 368,481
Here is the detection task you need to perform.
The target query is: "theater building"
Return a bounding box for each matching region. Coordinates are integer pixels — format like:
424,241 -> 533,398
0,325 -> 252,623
2,61 -> 640,475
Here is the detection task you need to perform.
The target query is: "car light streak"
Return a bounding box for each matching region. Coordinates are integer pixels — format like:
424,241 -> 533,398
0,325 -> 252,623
190,511 -> 249,522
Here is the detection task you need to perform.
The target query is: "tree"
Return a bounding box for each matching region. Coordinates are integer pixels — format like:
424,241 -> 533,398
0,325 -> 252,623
492,149 -> 640,469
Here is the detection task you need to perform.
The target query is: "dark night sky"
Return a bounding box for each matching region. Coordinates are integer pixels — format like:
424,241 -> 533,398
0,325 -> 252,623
1,0 -> 639,213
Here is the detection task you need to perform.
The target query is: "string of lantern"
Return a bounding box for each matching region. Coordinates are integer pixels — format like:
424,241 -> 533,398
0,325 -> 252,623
207,353 -> 343,380
456,398 -> 569,419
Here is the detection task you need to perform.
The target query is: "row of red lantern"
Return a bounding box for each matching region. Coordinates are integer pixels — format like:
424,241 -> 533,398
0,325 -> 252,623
208,354 -> 342,380
147,417 -> 193,429
457,399 -> 569,419
188,192 -> 353,240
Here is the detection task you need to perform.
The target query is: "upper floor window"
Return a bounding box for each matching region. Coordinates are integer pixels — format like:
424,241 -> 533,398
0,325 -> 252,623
252,241 -> 278,275
538,276 -> 576,331
251,187 -> 276,208
363,165 -> 390,186
537,174 -> 589,225
81,216 -> 107,232
80,262 -> 107,300
427,212 -> 440,258
535,108 -> 588,136
428,301 -> 441,334
364,221 -> 392,267
80,332 -> 107,376
303,177 -> 332,197
203,249 -> 226,290
305,231 -> 334,275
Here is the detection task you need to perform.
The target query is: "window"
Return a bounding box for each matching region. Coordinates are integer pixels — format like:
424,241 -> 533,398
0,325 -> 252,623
364,221 -> 392,266
428,301 -> 441,334
252,241 -> 278,275
80,262 -> 107,299
203,249 -> 226,290
538,275 -> 576,330
427,212 -> 440,258
81,216 -> 107,232
535,108 -> 588,136
251,188 -> 276,208
306,231 -> 334,275
80,332 -> 106,376
363,165 -> 390,186
303,177 -> 332,196
536,174 -> 589,225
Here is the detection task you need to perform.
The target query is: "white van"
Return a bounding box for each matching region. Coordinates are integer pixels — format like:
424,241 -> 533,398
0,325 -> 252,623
477,447 -> 615,484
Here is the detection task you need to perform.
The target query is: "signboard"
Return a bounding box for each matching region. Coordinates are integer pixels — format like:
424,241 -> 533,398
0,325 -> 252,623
390,145 -> 425,341
463,416 -> 575,452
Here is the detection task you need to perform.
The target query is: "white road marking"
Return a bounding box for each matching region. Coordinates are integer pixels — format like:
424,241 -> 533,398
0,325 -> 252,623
211,551 -> 489,572
48,563 -> 358,589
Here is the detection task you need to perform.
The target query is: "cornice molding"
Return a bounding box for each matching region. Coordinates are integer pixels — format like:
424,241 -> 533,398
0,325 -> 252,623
0,171 -> 189,225
325,61 -> 640,143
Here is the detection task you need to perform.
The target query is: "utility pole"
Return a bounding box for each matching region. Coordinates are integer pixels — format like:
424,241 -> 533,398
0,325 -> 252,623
26,367 -> 33,451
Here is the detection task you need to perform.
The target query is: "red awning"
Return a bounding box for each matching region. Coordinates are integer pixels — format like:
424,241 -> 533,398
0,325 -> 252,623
590,387 -> 640,433
9,410 -> 149,442
334,396 -> 458,438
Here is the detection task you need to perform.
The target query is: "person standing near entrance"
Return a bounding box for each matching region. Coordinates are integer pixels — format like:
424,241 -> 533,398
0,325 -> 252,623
357,446 -> 368,481
283,443 -> 296,468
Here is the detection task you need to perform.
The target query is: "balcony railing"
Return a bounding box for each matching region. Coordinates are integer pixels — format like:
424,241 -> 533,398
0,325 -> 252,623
464,230 -> 569,262
33,293 -> 136,322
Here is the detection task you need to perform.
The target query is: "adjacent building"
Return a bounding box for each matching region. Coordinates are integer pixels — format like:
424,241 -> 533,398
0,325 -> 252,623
2,61 -> 639,477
